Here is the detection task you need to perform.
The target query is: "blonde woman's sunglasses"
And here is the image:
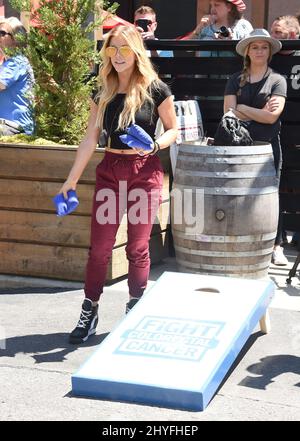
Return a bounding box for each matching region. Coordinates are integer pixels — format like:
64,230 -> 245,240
105,45 -> 134,58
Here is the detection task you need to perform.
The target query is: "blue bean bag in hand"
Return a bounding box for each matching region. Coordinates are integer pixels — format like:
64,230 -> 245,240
53,190 -> 79,217
119,124 -> 153,151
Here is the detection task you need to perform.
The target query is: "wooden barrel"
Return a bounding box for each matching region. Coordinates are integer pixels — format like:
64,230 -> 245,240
171,141 -> 279,279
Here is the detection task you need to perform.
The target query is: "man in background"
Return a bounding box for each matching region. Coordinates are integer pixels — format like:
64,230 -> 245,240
271,15 -> 300,55
134,5 -> 173,57
134,5 -> 157,40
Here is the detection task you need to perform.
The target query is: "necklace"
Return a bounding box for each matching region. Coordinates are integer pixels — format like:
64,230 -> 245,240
248,67 -> 269,107
249,66 -> 269,84
104,96 -> 125,149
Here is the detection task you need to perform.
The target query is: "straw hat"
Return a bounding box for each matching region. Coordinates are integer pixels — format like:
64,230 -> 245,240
227,0 -> 246,12
236,29 -> 282,56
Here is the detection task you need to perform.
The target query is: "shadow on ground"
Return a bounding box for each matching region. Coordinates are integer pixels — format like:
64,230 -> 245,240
239,354 -> 300,389
215,331 -> 263,393
0,332 -> 109,363
269,275 -> 300,297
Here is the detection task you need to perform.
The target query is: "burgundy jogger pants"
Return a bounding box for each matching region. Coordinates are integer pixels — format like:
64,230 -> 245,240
84,151 -> 164,302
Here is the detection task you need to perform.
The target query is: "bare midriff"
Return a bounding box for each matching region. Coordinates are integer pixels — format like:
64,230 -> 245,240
105,147 -> 150,156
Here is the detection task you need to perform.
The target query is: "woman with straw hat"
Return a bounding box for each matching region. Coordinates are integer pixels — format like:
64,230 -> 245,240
224,28 -> 285,172
224,28 -> 288,266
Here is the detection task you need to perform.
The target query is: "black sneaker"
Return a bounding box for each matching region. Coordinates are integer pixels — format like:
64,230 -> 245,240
125,298 -> 140,314
69,298 -> 98,344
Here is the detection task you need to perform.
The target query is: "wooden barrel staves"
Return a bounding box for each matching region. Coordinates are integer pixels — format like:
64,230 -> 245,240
171,142 -> 279,279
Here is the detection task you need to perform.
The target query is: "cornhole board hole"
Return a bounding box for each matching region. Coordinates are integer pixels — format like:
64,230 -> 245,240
72,271 -> 275,411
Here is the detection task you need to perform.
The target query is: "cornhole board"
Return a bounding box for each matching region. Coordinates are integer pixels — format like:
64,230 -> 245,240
72,271 -> 275,411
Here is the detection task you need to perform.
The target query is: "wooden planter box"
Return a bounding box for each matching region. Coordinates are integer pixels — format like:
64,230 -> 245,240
0,143 -> 171,282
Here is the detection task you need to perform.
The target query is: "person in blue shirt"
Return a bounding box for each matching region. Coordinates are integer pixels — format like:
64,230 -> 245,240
0,17 -> 35,136
183,0 -> 252,57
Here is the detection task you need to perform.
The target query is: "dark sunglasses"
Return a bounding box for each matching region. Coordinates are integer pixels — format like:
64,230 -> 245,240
0,30 -> 13,37
134,19 -> 153,27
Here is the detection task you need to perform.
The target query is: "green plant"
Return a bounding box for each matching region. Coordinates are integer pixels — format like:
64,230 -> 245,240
0,133 -> 66,145
9,0 -> 118,144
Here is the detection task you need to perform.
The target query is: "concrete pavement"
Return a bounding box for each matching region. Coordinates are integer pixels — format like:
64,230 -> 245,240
0,243 -> 300,421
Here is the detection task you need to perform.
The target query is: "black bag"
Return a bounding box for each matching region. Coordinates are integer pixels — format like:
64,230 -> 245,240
214,113 -> 253,146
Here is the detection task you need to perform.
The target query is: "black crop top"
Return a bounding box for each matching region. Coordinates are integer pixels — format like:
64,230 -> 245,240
93,80 -> 172,149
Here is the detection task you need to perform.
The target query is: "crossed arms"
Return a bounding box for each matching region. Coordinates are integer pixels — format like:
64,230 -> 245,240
224,94 -> 286,124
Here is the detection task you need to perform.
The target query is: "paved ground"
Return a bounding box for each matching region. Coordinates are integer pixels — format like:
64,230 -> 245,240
0,242 -> 300,421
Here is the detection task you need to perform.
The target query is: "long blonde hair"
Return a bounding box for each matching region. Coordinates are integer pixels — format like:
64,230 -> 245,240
96,25 -> 160,131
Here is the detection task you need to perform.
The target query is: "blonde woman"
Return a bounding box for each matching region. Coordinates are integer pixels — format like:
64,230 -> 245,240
224,29 -> 288,266
59,25 -> 177,344
0,17 -> 34,135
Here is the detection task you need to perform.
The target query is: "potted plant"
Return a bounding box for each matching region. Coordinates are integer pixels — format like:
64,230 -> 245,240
0,0 -> 170,282
7,0 -> 119,144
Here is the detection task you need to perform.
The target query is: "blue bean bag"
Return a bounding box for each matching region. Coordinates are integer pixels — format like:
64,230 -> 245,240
119,124 -> 153,151
53,190 -> 79,217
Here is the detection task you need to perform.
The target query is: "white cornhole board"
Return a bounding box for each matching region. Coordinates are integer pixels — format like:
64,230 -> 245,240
72,272 -> 275,411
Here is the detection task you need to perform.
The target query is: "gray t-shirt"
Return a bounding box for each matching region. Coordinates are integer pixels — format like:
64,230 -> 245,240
224,69 -> 287,141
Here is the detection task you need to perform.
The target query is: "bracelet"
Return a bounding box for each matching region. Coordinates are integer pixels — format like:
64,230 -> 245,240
151,141 -> 160,155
